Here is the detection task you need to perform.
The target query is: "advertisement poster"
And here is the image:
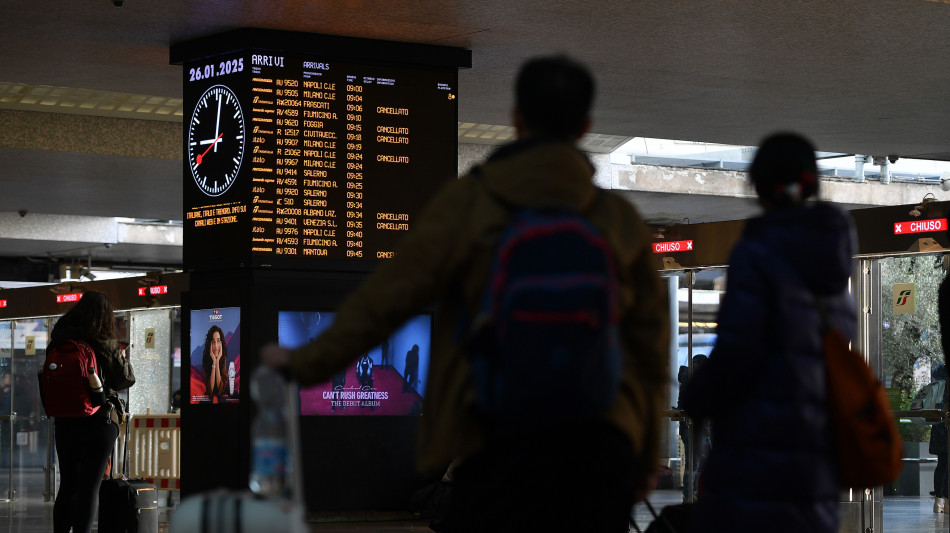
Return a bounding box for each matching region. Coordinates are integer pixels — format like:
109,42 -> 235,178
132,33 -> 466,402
277,311 -> 430,416
190,307 -> 241,404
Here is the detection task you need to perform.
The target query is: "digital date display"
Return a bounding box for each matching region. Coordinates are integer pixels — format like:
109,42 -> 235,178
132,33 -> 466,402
188,57 -> 246,82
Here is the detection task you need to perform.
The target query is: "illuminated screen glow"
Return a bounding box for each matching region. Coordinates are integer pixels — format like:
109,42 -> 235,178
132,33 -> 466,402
189,307 -> 241,404
182,49 -> 458,271
278,311 -> 430,416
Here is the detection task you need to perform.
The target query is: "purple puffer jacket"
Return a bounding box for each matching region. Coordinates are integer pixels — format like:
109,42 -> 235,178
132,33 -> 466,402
681,202 -> 856,533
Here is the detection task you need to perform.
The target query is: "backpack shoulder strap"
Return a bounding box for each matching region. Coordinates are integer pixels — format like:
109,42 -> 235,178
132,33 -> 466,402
58,339 -> 100,375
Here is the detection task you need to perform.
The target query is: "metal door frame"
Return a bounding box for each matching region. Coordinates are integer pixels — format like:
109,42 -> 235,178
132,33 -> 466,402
0,320 -> 12,501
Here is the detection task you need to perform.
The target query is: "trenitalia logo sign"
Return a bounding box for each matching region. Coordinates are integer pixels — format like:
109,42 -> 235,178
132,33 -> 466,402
893,283 -> 916,314
893,218 -> 947,234
895,290 -> 912,306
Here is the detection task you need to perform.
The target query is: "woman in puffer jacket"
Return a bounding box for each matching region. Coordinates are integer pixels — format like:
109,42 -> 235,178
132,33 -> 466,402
681,132 -> 856,533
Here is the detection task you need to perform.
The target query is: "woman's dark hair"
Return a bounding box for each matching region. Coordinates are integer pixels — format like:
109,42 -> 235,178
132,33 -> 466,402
202,325 -> 227,371
516,55 -> 595,140
61,290 -> 118,339
749,132 -> 820,208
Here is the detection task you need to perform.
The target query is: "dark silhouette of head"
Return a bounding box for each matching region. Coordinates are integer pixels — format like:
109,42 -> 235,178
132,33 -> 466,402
62,290 -> 118,339
749,132 -> 819,209
678,354 -> 709,384
515,55 -> 595,141
692,353 -> 708,371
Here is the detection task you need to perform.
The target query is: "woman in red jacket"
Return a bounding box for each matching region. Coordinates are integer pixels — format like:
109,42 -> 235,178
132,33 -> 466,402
48,291 -> 127,533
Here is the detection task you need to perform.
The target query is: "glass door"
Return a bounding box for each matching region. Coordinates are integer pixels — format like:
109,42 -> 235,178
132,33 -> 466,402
876,254 -> 948,508
5,319 -> 51,502
0,321 -> 12,501
126,308 -> 175,415
672,269 -> 723,504
632,268 -> 725,530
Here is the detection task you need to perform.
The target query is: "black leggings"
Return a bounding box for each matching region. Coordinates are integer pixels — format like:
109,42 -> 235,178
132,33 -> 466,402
936,453 -> 949,499
54,415 -> 118,533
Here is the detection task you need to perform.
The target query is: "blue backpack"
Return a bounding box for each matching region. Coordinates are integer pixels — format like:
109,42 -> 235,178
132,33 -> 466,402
468,205 -> 623,422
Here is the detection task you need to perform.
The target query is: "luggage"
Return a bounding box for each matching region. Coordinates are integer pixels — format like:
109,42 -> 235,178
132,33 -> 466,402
98,414 -> 159,533
99,478 -> 159,533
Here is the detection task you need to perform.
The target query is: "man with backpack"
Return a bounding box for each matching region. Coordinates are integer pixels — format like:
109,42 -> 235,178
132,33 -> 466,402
263,54 -> 669,532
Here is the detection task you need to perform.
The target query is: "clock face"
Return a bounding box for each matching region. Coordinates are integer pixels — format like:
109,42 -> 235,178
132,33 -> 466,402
188,85 -> 246,197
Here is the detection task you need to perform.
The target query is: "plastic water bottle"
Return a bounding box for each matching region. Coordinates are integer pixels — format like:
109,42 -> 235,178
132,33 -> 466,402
88,371 -> 103,394
249,365 -> 290,498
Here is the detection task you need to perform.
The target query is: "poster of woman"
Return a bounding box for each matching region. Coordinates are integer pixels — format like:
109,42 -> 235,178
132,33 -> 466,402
190,307 -> 241,404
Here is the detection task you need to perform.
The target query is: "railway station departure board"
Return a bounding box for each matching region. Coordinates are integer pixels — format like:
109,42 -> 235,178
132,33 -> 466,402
174,30 -> 470,271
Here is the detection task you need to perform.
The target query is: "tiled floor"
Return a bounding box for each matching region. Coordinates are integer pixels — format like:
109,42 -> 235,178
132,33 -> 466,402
631,493 -> 950,533
1,482 -> 948,532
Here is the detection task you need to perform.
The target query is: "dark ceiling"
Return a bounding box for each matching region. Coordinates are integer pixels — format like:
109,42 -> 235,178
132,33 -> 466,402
2,0 -> 949,271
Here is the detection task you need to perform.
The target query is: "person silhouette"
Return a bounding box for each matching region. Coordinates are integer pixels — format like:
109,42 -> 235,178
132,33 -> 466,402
403,344 -> 419,394
681,132 -> 856,533
261,55 -> 669,533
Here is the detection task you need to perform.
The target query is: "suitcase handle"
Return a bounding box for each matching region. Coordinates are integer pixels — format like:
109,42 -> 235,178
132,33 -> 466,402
107,413 -> 132,480
122,413 -> 132,478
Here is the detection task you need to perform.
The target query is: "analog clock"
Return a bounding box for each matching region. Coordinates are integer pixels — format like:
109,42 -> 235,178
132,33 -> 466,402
188,84 -> 246,197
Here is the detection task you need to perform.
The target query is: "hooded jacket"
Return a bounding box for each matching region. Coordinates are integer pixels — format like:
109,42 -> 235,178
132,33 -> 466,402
681,202 -> 856,533
289,140 -> 669,475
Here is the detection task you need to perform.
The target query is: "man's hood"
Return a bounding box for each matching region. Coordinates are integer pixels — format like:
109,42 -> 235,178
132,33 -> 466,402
474,140 -> 597,211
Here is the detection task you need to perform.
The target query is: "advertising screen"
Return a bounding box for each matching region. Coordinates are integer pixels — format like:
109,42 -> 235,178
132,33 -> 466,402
189,307 -> 241,404
277,311 -> 430,415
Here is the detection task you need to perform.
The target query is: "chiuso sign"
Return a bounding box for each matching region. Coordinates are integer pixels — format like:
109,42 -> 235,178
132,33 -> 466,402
893,218 -> 947,235
653,240 -> 693,254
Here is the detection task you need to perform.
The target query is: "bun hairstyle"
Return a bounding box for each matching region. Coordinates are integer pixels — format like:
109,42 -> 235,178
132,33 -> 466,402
749,132 -> 819,208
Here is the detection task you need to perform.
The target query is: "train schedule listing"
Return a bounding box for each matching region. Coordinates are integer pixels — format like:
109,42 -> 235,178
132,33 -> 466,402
245,55 -> 457,263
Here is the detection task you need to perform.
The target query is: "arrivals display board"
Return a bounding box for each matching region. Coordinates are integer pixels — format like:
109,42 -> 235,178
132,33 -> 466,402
174,30 -> 470,271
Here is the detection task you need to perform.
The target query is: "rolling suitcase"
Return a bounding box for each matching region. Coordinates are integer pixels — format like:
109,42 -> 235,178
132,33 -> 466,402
98,413 -> 159,533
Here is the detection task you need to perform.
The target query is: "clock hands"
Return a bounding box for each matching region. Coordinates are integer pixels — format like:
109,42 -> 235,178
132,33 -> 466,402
190,85 -> 244,197
195,94 -> 228,165
195,133 -> 223,166
214,93 -> 222,153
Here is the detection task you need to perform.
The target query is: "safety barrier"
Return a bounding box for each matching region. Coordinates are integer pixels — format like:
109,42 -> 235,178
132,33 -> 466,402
129,409 -> 181,491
